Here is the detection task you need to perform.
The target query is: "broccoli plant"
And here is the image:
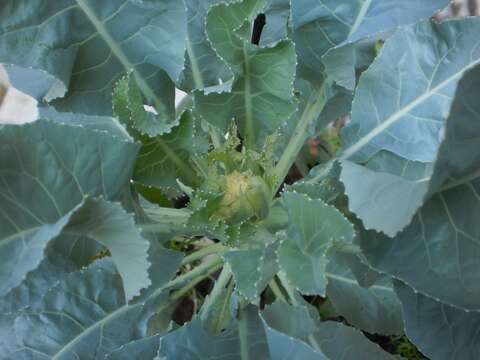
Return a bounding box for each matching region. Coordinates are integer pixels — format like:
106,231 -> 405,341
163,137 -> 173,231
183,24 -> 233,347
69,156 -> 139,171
1,0 -> 480,359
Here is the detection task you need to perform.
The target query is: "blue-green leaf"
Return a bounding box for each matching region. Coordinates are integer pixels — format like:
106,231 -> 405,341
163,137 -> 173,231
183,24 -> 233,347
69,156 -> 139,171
277,192 -> 354,295
341,18 -> 480,163
0,119 -> 140,297
179,0 -> 233,91
395,281 -> 480,360
360,64 -> 480,310
326,251 -> 404,335
195,0 -> 297,150
322,0 -> 449,90
341,154 -> 431,236
0,0 -> 186,118
224,241 -> 278,301
158,305 -> 270,359
0,259 -> 170,359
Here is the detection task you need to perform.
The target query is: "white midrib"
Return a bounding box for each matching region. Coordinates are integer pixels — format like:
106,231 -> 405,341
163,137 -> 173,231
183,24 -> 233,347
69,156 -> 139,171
185,37 -> 205,89
339,58 -> 480,162
75,0 -> 165,112
51,302 -> 142,360
243,42 -> 254,148
325,272 -> 394,292
348,0 -> 373,39
0,226 -> 44,245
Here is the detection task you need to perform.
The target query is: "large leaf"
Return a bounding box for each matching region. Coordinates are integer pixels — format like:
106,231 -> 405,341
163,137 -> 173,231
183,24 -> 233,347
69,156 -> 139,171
39,106 -> 132,139
0,119 -> 140,297
291,0 -> 444,87
326,251 -> 403,335
0,0 -> 186,123
341,18 -> 480,163
321,0 -> 449,90
0,259 -> 170,359
195,0 -> 297,149
313,322 -> 402,360
262,301 -> 401,360
106,336 -> 161,360
395,281 -> 480,360
360,64 -> 480,310
158,305 -> 270,359
277,192 -> 354,295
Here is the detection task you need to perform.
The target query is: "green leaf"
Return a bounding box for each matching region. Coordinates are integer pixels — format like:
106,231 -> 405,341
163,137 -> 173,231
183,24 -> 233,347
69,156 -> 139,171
179,0 -> 233,91
0,119 -> 139,297
340,18 -> 480,163
195,0 -> 297,149
113,78 -> 207,194
395,281 -> 480,360
341,155 -> 431,236
262,301 -> 401,360
292,0 -> 448,87
322,0 -> 449,90
112,73 -> 176,137
313,322 -> 403,360
106,336 -> 160,360
360,64 -> 480,310
326,251 -> 404,335
0,256 -> 75,314
64,197 -> 152,301
277,192 -> 354,295
39,106 -> 132,140
263,326 -> 328,360
158,305 -> 270,359
0,0 -> 186,118
0,259 -> 170,359
224,241 -> 279,301
262,301 -> 318,340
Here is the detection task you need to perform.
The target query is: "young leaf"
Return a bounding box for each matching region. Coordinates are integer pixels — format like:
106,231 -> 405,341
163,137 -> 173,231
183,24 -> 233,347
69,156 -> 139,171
224,241 -> 279,301
113,78 -> 207,194
277,192 -> 354,295
195,0 -> 297,149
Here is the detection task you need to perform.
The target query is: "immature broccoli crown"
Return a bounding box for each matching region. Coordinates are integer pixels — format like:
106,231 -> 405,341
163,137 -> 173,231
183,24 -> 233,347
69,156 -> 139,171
215,170 -> 270,224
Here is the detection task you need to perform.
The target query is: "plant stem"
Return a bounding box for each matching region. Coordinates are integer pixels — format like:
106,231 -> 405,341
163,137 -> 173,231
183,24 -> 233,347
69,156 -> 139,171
208,124 -> 223,149
200,264 -> 233,331
277,272 -> 299,305
272,80 -> 331,195
182,243 -> 230,266
140,207 -> 191,233
157,261 -> 223,314
243,42 -> 255,149
269,277 -> 287,302
166,256 -> 223,291
277,272 -> 322,352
